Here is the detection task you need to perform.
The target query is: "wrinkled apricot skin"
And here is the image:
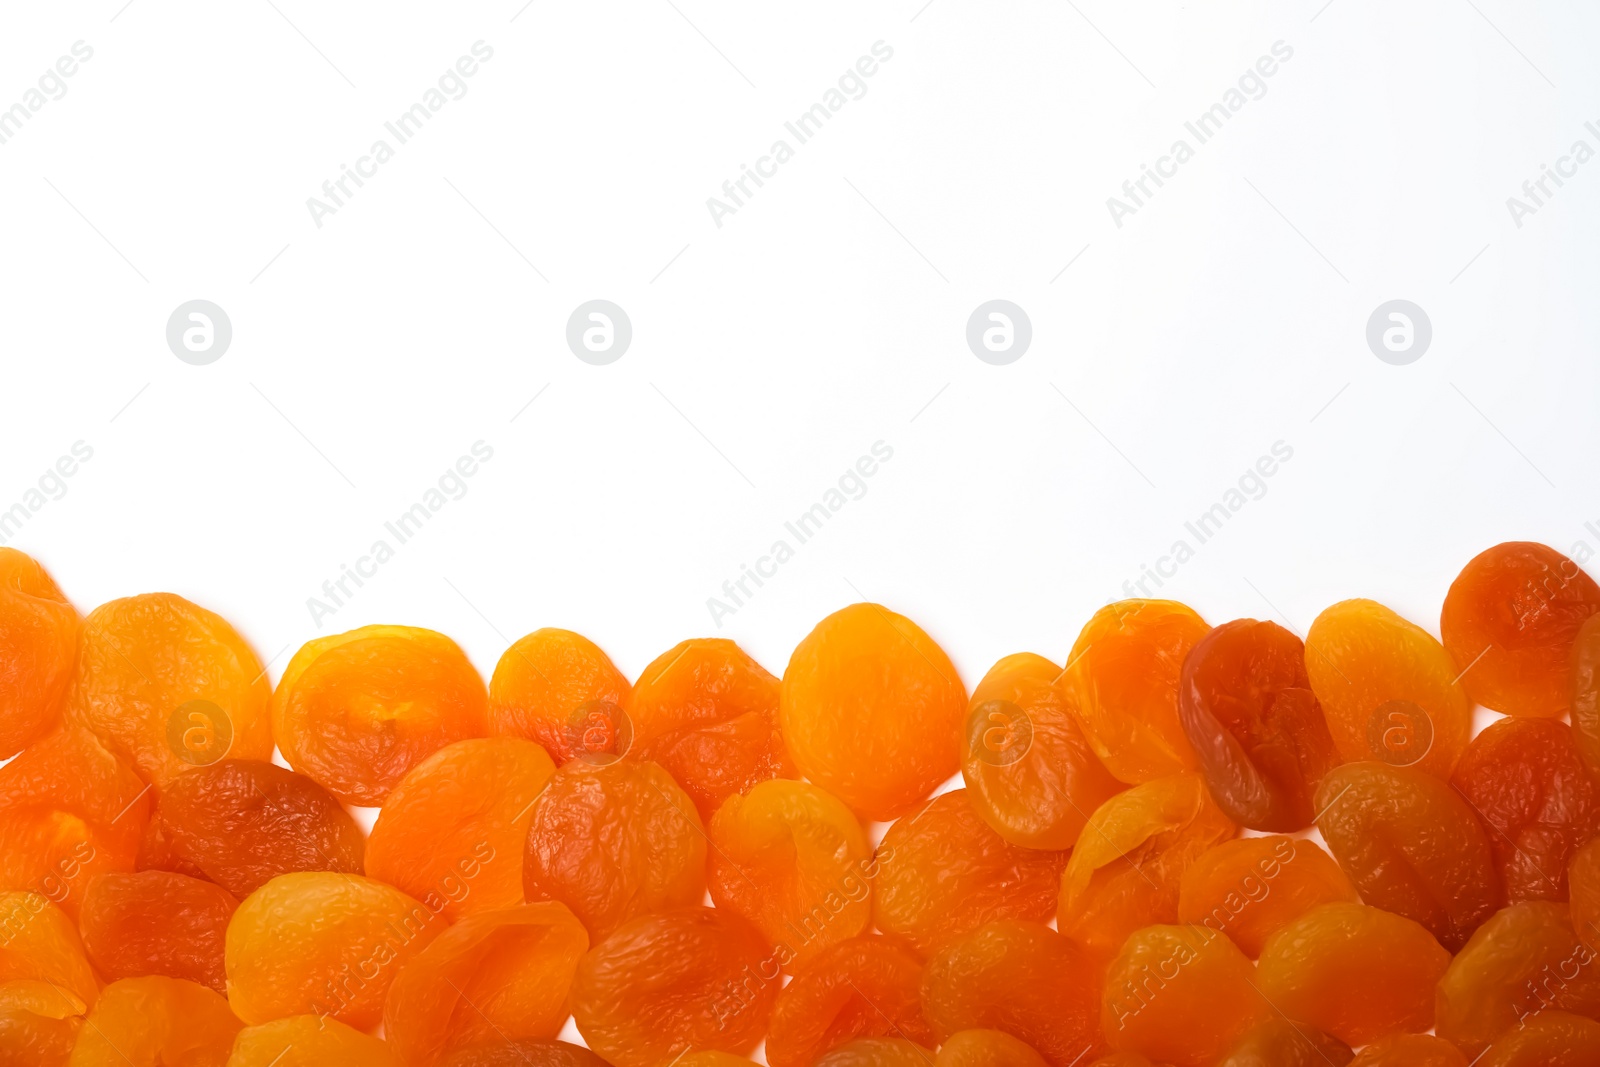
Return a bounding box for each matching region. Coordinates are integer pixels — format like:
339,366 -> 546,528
1442,542 -> 1600,718
1063,601 -> 1209,784
1477,1011 -> 1600,1066
1572,836 -> 1600,950
962,654 -> 1124,851
1314,761 -> 1501,951
137,759 -> 364,898
815,1039 -> 936,1067
1177,619 -> 1339,831
767,935 -> 932,1067
1256,902 -> 1449,1047
227,1014 -> 399,1066
936,1030 -> 1051,1067
571,906 -> 777,1067
708,779 -> 871,969
225,871 -> 443,1030
66,593 -> 272,787
629,638 -> 793,819
780,603 -> 967,822
78,871 -> 236,993
1347,1035 -> 1466,1067
367,738 -> 555,922
69,975 -> 241,1067
1571,613 -> 1600,779
273,625 -> 488,805
0,892 -> 99,1009
1101,925 -> 1265,1067
436,1042 -> 610,1067
1450,718 -> 1600,901
0,985 -> 77,1067
1304,599 -> 1470,778
0,550 -> 79,762
1176,836 -> 1357,957
1058,772 -> 1235,961
874,789 -> 1067,958
921,920 -> 1104,1067
384,902 -> 588,1066
523,759 -> 705,940
488,629 -> 631,764
1216,1018 -> 1353,1067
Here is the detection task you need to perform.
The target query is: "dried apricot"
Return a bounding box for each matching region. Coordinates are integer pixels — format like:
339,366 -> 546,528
1477,1011 -> 1600,1066
1573,613 -> 1600,778
962,653 -> 1124,850
489,628 -> 630,763
384,902 -> 587,1065
1315,760 -> 1501,950
921,920 -> 1103,1067
435,1041 -> 609,1067
874,789 -> 1067,958
68,975 -> 241,1067
1215,1018 -> 1352,1067
629,638 -> 793,819
0,892 -> 98,1008
675,1055 -> 757,1067
1057,772 -> 1235,961
1442,542 -> 1600,718
816,1039 -> 935,1067
780,603 -> 967,821
1304,598 -> 1470,777
523,758 -> 704,940
1347,1035 -> 1467,1067
367,737 -> 554,922
1100,925 -> 1265,1067
766,935 -> 933,1067
708,778 -> 871,968
137,758 -> 364,898
1177,619 -> 1339,830
0,550 -> 78,761
1176,836 -> 1356,956
227,1015 -> 398,1067
0,980 -> 79,1067
571,906 -> 777,1067
66,593 -> 272,786
1572,835 -> 1600,948
273,625 -> 488,805
935,1030 -> 1050,1067
1084,1057 -> 1161,1067
78,870 -> 236,993
1256,902 -> 1449,1046
1062,600 -> 1209,784
225,871 -> 443,1030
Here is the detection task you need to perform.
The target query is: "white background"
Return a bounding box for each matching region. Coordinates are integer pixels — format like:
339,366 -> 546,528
3,0 -> 1599,852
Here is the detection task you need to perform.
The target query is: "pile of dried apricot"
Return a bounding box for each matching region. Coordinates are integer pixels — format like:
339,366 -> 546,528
2,539 -> 1599,1065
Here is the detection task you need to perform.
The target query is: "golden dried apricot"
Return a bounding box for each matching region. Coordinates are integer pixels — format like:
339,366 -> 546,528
1304,598 -> 1470,777
0,549 -> 79,761
674,1055 -> 758,1067
0,979 -> 79,1067
816,1039 -> 935,1067
78,870 -> 236,993
1478,1011 -> 1600,1066
384,902 -> 587,1065
523,758 -> 705,940
780,603 -> 966,821
273,625 -> 488,805
962,653 -> 1124,850
225,871 -> 443,1030
1442,542 -> 1600,718
629,638 -> 793,819
367,737 -> 554,922
921,920 -> 1103,1067
1057,772 -> 1235,961
1572,835 -> 1600,949
1347,1034 -> 1466,1067
0,892 -> 98,1009
708,778 -> 871,969
1062,600 -> 1209,784
66,593 -> 271,786
874,789 -> 1067,958
1100,925 -> 1265,1067
68,975 -> 241,1067
1256,902 -> 1449,1046
488,628 -> 630,763
571,906 -> 777,1067
1215,1018 -> 1353,1067
436,1042 -> 609,1067
766,935 -> 933,1067
226,1015 -> 398,1067
1176,836 -> 1356,957
935,1030 -> 1050,1067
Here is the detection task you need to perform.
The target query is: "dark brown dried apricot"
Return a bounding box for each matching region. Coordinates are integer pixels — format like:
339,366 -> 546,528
766,935 -> 933,1067
1176,836 -> 1356,957
489,629 -> 631,764
69,975 -> 241,1067
78,870 -> 236,993
0,549 -> 78,762
1100,925 -> 1265,1067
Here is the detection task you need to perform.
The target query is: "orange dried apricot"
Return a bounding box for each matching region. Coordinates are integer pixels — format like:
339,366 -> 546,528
874,789 -> 1067,958
488,628 -> 630,764
816,1039 -> 935,1067
523,758 -> 704,940
629,638 -> 793,819
1442,542 -> 1600,718
1573,613 -> 1600,777
1315,760 -> 1501,951
137,758 -> 364,898
1256,902 -> 1449,1047
1057,772 -> 1235,961
1304,598 -> 1471,777
1100,925 -> 1265,1067
226,1015 -> 398,1067
66,593 -> 272,787
0,980 -> 79,1067
1477,1011 -> 1600,1066
962,653 -> 1124,850
384,902 -> 588,1065
0,549 -> 79,761
1347,1035 -> 1467,1067
367,737 -> 554,922
225,871 -> 443,1030
1176,835 -> 1356,957
571,906 -> 777,1067
0,892 -> 98,1009
435,1041 -> 609,1067
78,870 -> 236,993
780,603 -> 966,821
1062,600 -> 1209,784
1084,1057 -> 1162,1067
1215,1018 -> 1353,1067
766,935 -> 933,1067
69,975 -> 241,1066
1572,835 -> 1600,948
273,625 -> 488,805
707,778 -> 871,969
674,1055 -> 758,1067
935,1030 -> 1050,1067
921,920 -> 1103,1067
